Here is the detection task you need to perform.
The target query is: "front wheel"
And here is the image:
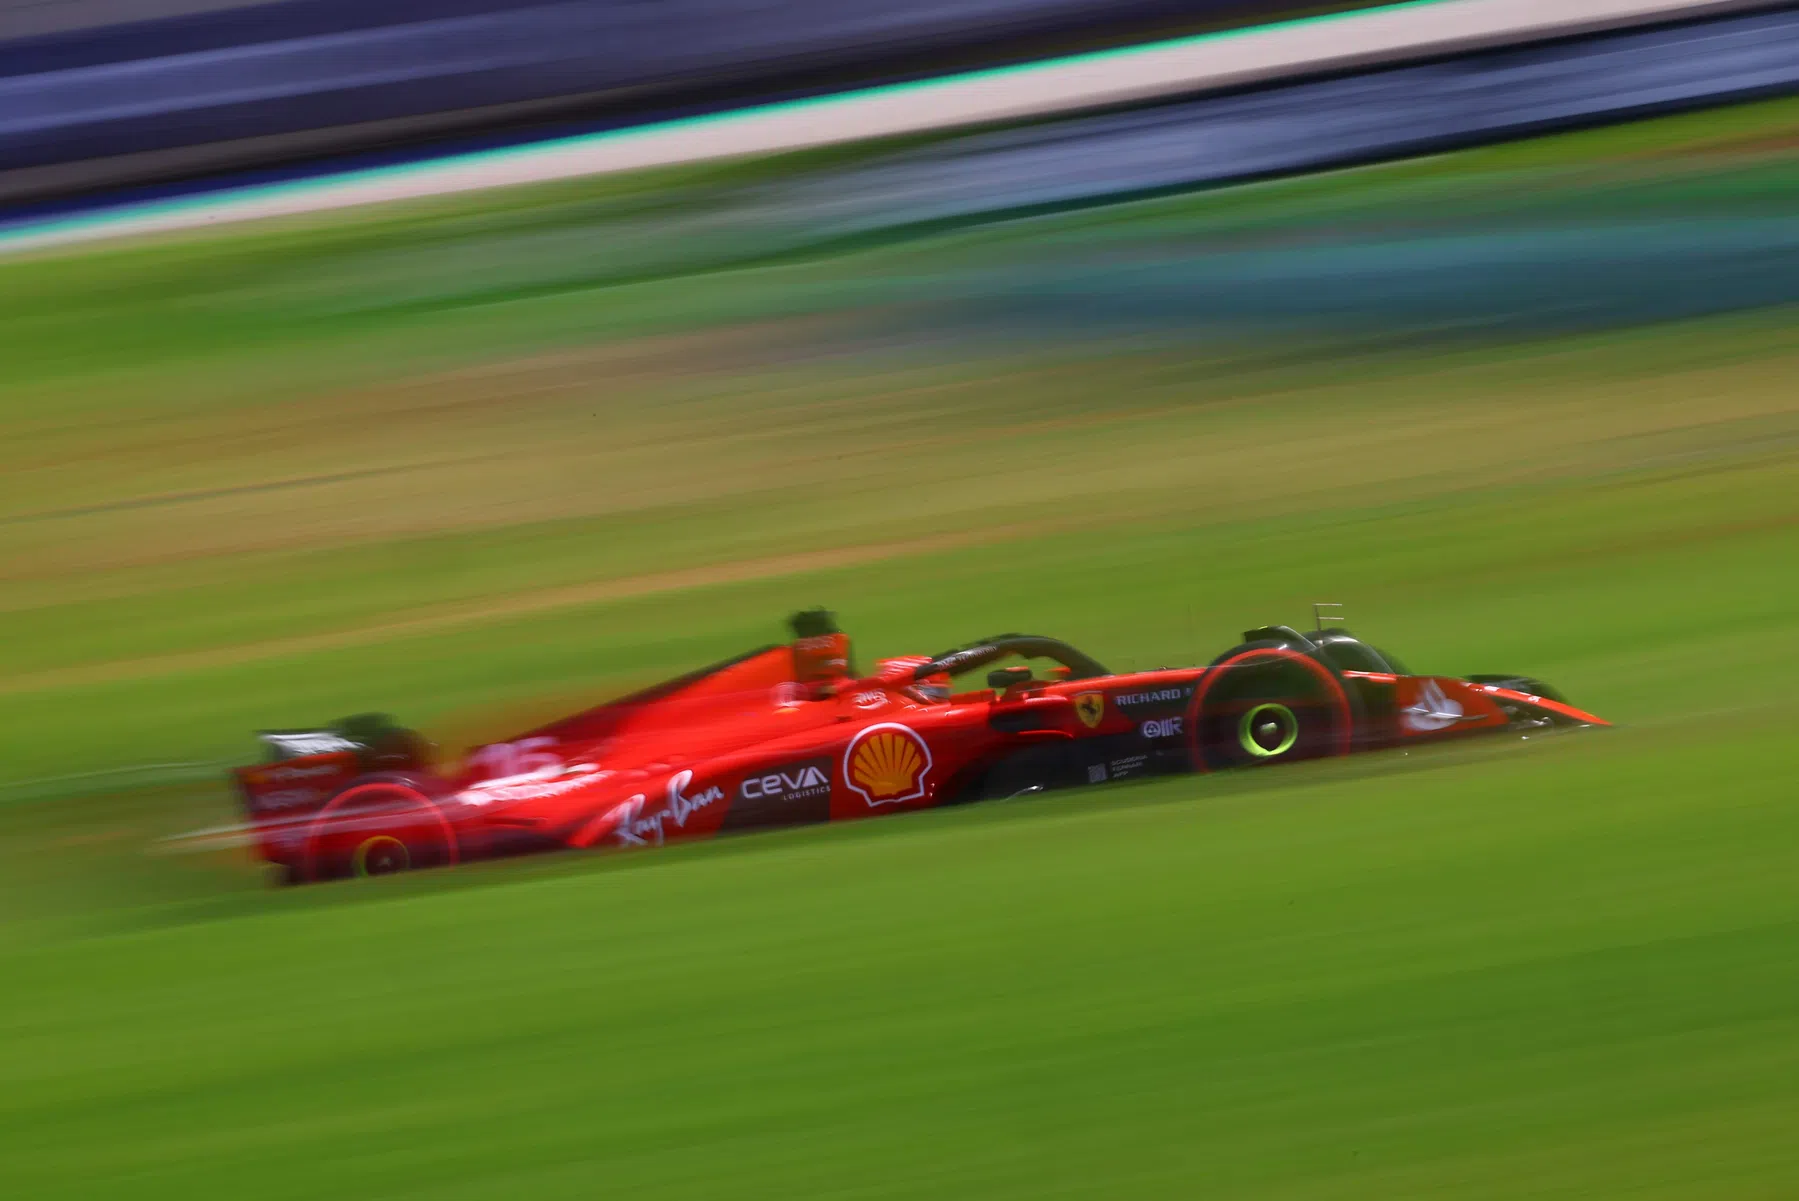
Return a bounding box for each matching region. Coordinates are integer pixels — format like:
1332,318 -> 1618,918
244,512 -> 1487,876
1235,701 -> 1302,760
1189,648 -> 1355,772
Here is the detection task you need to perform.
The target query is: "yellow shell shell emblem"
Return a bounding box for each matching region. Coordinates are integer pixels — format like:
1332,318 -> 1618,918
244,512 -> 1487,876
845,724 -> 933,807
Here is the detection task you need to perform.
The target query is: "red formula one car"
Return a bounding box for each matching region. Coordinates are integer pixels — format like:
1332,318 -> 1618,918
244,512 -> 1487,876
233,608 -> 1606,883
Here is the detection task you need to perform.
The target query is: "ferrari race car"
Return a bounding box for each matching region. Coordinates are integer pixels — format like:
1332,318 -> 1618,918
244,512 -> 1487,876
234,608 -> 1606,883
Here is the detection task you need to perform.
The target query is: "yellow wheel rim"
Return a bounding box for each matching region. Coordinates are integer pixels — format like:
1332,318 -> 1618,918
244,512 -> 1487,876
351,835 -> 411,877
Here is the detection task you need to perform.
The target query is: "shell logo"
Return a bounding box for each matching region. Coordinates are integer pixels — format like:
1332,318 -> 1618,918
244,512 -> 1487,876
844,723 -> 933,807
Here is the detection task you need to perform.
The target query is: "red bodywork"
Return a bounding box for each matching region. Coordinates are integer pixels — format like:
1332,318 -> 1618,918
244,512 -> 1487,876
232,621 -> 1607,882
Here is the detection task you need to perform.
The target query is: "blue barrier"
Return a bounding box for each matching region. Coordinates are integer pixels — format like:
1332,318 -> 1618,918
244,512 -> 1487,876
0,0 -> 1257,172
6,4 -> 1796,251
766,7 -> 1799,238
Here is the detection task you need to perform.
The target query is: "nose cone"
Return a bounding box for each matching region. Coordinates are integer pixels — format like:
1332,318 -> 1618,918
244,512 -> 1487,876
1475,684 -> 1610,729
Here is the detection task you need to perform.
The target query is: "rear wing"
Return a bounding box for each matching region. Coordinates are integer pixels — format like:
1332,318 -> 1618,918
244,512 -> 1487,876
233,739 -> 359,823
232,716 -> 431,822
256,730 -> 360,759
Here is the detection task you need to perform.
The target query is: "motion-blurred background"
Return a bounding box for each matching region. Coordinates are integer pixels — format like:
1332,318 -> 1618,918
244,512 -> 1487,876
2,1 -> 1797,1197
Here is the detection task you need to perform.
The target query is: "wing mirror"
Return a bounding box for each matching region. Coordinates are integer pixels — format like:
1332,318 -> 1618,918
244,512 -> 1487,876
988,666 -> 1034,690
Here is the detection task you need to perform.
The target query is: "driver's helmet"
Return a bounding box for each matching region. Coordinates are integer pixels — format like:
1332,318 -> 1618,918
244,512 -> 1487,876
876,656 -> 953,703
789,608 -> 854,699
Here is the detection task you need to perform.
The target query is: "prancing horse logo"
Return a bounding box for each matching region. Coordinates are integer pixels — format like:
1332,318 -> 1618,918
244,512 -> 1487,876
1074,692 -> 1105,729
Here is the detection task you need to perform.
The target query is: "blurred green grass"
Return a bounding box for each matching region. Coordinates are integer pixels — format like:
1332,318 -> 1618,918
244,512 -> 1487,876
8,96 -> 1799,389
0,98 -> 1797,1199
3,719 -> 1796,1199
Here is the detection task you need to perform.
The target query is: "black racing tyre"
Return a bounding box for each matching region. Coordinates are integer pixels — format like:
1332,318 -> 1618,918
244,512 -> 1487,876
1188,648 -> 1356,772
300,778 -> 458,883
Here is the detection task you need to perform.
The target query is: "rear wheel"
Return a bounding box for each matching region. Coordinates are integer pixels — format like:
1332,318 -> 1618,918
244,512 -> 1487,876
1190,648 -> 1355,772
351,835 -> 412,878
301,779 -> 458,883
